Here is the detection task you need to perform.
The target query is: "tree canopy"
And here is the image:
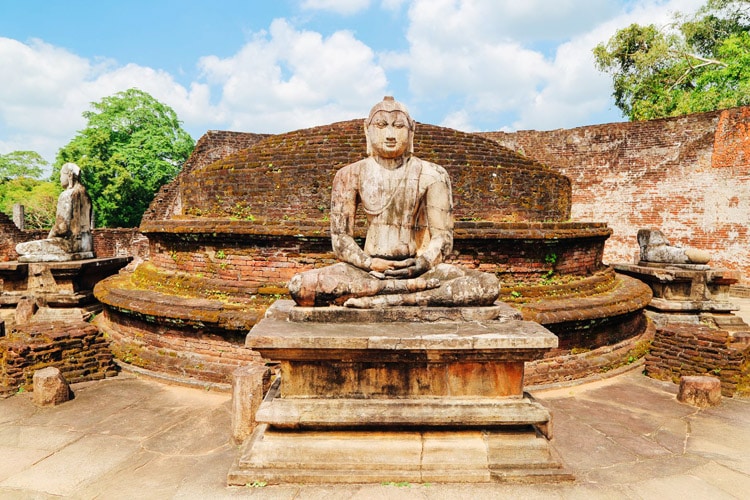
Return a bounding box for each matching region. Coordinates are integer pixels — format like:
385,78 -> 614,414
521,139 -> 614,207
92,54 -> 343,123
55,88 -> 194,227
593,0 -> 750,121
0,150 -> 48,180
0,150 -> 58,229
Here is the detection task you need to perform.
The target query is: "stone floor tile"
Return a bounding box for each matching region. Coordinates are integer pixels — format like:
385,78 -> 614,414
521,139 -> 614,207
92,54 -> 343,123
0,447 -> 52,482
623,473 -> 737,500
690,461 -> 750,498
0,434 -> 140,496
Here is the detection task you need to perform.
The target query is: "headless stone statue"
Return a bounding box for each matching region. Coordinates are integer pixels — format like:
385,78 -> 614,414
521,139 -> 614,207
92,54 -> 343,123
16,162 -> 94,262
638,228 -> 710,265
288,97 -> 499,308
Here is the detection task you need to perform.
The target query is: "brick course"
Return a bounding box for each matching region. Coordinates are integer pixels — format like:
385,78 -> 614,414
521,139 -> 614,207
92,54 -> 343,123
0,321 -> 117,395
645,323 -> 750,396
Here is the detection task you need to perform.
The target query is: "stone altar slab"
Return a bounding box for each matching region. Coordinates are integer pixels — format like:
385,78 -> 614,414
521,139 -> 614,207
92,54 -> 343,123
229,300 -> 570,484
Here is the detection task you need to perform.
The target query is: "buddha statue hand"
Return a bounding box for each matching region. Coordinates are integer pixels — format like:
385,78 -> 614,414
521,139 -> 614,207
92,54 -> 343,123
383,256 -> 430,279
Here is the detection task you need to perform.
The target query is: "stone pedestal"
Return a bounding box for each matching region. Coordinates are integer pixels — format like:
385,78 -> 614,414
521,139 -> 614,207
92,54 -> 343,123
228,300 -> 571,484
0,257 -> 131,326
614,262 -> 744,329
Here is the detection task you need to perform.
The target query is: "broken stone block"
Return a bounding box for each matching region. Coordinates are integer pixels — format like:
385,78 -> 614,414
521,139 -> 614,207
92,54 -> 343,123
677,375 -> 721,408
231,365 -> 270,444
32,367 -> 71,406
15,297 -> 38,324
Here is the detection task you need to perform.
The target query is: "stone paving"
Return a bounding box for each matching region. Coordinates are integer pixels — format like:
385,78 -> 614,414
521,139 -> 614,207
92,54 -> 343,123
1,365 -> 749,499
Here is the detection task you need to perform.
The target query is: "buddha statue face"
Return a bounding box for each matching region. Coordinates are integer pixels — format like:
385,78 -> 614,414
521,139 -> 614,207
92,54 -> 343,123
365,96 -> 415,160
367,110 -> 411,160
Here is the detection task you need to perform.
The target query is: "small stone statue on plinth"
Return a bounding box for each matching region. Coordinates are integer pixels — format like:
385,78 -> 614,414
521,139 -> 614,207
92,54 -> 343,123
16,162 -> 94,262
289,96 -> 499,308
638,228 -> 710,265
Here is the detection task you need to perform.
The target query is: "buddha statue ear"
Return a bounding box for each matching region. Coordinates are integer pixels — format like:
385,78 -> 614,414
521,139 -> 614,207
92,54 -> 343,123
364,120 -> 373,156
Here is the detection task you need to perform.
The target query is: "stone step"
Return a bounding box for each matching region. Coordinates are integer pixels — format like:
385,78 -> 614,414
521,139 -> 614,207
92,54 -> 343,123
256,396 -> 551,430
229,426 -> 572,485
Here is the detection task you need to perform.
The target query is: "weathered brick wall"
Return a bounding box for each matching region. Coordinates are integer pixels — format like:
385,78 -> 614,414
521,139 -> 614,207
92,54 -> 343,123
0,213 -> 26,262
143,130 -> 270,222
144,223 -> 609,298
93,228 -> 149,260
96,309 -> 262,386
179,120 -> 571,224
484,106 -> 750,280
645,323 -> 750,396
0,321 -> 117,395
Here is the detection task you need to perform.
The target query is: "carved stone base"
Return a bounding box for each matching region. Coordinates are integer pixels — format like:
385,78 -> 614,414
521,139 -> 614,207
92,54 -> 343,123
0,257 -> 131,326
229,300 -> 570,484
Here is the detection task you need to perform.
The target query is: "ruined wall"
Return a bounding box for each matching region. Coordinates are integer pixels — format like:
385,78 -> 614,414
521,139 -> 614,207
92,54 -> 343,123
645,323 -> 750,396
485,106 -> 750,281
0,321 -> 117,395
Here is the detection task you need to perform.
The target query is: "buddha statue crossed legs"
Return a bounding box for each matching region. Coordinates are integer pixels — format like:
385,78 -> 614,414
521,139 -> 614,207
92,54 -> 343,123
288,97 -> 499,308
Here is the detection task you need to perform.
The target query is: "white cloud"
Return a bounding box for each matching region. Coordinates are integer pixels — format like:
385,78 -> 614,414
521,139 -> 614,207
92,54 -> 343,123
0,37 -> 213,164
0,19 -> 387,164
301,0 -> 371,15
381,0 -> 408,11
198,19 -> 387,133
401,0 -> 707,131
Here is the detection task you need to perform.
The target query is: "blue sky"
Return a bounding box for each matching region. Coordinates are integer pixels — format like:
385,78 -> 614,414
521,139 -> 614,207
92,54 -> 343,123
0,0 -> 704,164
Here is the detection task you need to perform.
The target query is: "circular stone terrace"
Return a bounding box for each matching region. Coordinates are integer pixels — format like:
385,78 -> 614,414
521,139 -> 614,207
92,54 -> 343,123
95,120 -> 652,388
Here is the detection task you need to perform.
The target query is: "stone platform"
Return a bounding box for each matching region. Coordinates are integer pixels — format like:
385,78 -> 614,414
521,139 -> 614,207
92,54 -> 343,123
0,257 -> 130,326
614,262 -> 743,328
229,301 -> 571,484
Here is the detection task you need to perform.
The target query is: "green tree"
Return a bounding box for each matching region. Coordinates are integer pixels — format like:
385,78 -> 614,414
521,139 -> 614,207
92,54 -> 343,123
0,177 -> 61,229
55,88 -> 194,227
0,150 -> 48,180
593,0 -> 750,121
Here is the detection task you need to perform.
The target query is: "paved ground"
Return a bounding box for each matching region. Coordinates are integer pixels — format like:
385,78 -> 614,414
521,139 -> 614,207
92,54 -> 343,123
3,298 -> 750,499
1,366 -> 749,499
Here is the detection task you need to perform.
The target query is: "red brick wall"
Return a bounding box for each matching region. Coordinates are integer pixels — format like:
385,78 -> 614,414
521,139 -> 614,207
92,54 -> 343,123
484,106 -> 750,281
645,323 -> 750,396
178,120 -> 571,225
0,321 -> 117,395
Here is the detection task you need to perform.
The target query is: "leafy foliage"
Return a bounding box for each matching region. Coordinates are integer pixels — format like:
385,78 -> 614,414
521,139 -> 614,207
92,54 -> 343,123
55,88 -> 194,227
593,0 -> 750,120
0,177 -> 61,229
0,150 -> 48,180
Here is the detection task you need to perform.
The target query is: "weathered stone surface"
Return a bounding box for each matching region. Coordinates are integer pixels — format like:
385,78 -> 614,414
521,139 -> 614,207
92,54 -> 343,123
289,97 -> 500,309
32,367 -> 71,406
229,427 -> 572,485
677,376 -> 722,408
230,364 -> 270,444
16,163 -> 94,263
255,396 -> 551,430
637,229 -> 711,265
14,297 -> 37,325
231,298 -> 567,484
286,300 -> 522,323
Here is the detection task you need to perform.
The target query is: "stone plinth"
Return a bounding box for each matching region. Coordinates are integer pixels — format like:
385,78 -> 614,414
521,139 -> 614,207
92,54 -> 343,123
0,257 -> 130,326
229,301 -> 571,484
614,262 -> 742,327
